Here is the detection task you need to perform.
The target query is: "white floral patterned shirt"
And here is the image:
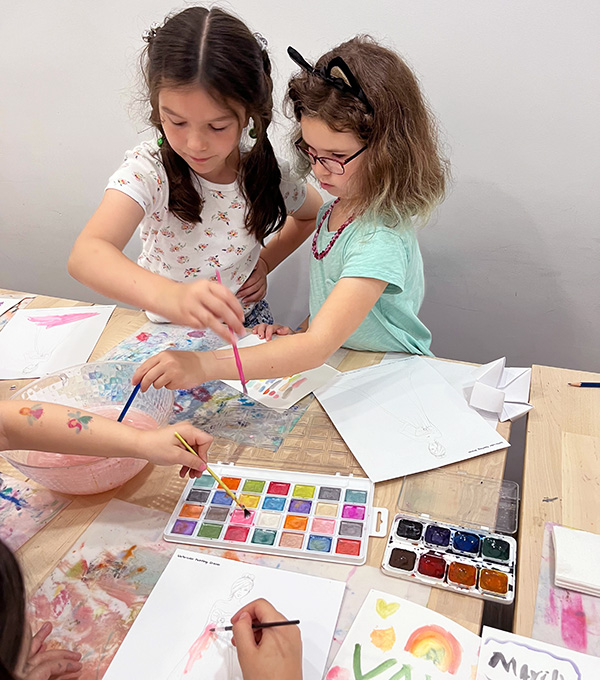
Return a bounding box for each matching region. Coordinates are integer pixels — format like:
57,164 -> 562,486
106,140 -> 306,319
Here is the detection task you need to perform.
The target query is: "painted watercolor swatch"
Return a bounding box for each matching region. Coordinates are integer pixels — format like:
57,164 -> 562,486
102,323 -> 309,450
221,334 -> 341,410
326,589 -> 480,680
105,548 -> 345,680
533,522 -> 600,657
0,305 -> 115,379
0,472 -> 70,551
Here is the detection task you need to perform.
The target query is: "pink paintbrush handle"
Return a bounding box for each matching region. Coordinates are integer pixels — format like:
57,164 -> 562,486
215,269 -> 248,395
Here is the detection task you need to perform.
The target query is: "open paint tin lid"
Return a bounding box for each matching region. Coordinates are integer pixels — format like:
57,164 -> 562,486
396,469 -> 519,534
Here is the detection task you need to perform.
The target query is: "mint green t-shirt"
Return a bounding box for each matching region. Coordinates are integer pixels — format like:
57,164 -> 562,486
309,201 -> 432,355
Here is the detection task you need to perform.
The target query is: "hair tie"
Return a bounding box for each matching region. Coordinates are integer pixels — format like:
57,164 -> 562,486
142,23 -> 160,43
254,32 -> 268,50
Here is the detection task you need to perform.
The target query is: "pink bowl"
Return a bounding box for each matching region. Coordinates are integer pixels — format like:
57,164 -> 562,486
5,361 -> 174,495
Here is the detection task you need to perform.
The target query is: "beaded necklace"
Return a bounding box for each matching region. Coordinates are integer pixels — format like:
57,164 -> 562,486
312,198 -> 355,260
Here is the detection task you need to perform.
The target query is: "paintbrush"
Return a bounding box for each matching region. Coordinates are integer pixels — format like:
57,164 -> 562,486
118,383 -> 141,422
210,619 -> 300,632
214,269 -> 248,395
174,431 -> 250,518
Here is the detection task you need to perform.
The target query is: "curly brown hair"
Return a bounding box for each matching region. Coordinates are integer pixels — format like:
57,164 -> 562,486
142,6 -> 286,244
287,36 -> 449,226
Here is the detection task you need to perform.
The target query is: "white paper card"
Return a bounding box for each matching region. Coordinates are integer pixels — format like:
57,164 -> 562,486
0,295 -> 27,316
221,334 -> 340,410
105,549 -> 345,680
553,525 -> 600,596
477,626 -> 600,679
0,305 -> 115,379
326,589 -> 480,679
315,355 -> 509,482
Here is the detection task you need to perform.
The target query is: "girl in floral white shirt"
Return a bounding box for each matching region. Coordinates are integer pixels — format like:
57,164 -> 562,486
69,6 -> 321,341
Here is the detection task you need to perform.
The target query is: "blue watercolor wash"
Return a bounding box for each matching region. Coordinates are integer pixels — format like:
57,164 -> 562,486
307,535 -> 332,553
424,524 -> 451,547
262,496 -> 286,511
211,491 -> 234,506
453,531 -> 480,553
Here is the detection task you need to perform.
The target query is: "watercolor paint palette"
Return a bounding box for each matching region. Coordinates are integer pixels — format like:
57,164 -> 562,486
381,469 -> 519,604
164,464 -> 388,564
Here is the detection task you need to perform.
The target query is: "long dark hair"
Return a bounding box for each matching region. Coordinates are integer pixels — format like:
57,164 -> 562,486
287,36 -> 448,227
142,6 -> 287,244
0,540 -> 26,679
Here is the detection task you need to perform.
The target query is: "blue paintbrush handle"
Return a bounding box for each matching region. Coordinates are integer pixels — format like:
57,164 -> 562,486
118,383 -> 141,422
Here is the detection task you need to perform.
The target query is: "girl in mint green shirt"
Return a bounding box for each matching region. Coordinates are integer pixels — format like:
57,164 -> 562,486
134,36 -> 449,391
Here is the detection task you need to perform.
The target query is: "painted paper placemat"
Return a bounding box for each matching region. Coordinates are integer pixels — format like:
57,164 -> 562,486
28,499 -> 430,679
0,472 -> 70,551
0,305 -> 115,379
316,355 -> 509,482
477,625 -> 600,679
326,588 -> 480,679
105,548 -> 345,680
532,522 -> 600,657
102,323 -> 309,450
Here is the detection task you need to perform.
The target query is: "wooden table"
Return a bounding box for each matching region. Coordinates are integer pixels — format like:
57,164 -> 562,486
514,364 -> 600,636
0,289 -> 511,634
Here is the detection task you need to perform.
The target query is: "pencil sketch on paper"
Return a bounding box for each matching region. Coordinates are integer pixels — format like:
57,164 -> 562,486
168,574 -> 255,680
353,359 -> 447,459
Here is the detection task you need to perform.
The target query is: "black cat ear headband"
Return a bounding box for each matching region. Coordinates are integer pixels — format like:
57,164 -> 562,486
287,46 -> 373,115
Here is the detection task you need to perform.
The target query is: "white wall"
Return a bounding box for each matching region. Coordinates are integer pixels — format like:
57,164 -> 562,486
1,1 -> 598,371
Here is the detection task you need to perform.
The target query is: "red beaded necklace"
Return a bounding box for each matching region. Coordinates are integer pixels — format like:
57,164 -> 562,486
312,198 -> 354,260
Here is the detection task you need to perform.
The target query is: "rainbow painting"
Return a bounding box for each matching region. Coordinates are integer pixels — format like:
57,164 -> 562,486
221,335 -> 340,410
325,589 -> 480,679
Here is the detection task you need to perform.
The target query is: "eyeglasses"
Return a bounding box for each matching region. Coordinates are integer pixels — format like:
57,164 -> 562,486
294,139 -> 367,175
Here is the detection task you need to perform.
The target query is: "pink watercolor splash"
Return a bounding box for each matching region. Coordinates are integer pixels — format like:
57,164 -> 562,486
184,623 -> 216,674
28,312 -> 99,329
561,591 -> 588,652
326,667 -> 350,680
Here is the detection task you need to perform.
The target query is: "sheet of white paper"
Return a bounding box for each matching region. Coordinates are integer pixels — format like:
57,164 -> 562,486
105,548 -> 345,680
315,355 -> 509,482
553,525 -> 600,596
0,295 -> 27,316
0,305 -> 115,379
221,334 -> 340,410
477,626 -> 600,679
326,589 -> 481,679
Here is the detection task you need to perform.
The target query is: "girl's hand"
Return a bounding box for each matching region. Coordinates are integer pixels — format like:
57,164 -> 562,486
136,422 -> 211,478
252,323 -> 294,341
169,280 -> 245,341
231,599 -> 303,680
20,622 -> 83,680
237,258 -> 268,303
133,351 -> 207,392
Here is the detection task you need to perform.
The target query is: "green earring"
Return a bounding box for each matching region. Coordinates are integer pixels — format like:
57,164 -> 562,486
157,136 -> 164,147
248,128 -> 257,139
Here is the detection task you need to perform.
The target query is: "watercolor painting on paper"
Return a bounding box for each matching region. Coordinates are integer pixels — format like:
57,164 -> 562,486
532,522 -> 600,657
477,626 -> 600,680
221,334 -> 340,410
0,472 -> 70,551
0,305 -> 115,379
104,548 -> 345,680
326,589 -> 480,680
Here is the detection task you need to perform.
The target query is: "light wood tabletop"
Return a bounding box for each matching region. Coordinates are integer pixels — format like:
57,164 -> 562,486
514,364 -> 600,637
0,289 -> 511,634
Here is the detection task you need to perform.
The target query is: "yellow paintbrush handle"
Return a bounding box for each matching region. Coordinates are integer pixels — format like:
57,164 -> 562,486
174,432 -> 244,510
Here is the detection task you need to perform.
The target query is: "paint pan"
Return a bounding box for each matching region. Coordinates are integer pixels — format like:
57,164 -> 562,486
381,469 -> 519,604
164,464 -> 388,565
